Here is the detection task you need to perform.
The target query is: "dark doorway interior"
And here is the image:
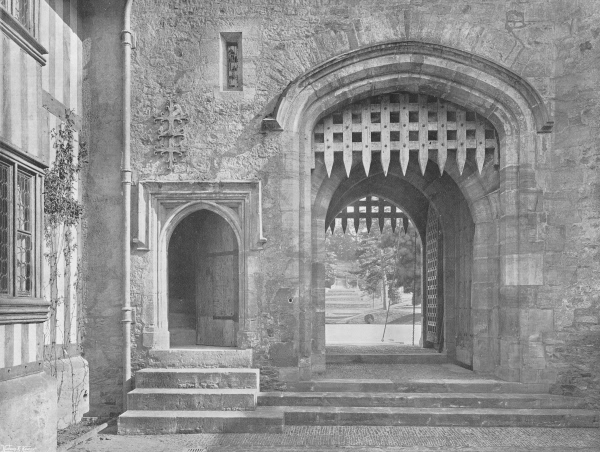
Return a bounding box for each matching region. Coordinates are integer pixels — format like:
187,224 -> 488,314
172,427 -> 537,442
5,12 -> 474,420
168,209 -> 239,347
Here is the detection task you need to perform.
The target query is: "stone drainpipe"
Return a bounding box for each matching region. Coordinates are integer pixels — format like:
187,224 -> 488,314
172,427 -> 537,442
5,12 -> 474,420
121,0 -> 134,410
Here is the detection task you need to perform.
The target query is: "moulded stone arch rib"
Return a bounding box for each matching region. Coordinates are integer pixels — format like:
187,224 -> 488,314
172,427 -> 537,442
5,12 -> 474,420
266,41 -> 553,136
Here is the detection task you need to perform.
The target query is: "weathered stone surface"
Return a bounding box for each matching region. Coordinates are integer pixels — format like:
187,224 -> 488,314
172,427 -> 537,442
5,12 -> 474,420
148,349 -> 253,369
135,368 -> 259,389
0,372 -> 57,452
47,356 -> 90,429
258,392 -> 589,410
127,388 -> 257,411
117,408 -> 284,434
326,353 -> 448,365
282,406 -> 599,427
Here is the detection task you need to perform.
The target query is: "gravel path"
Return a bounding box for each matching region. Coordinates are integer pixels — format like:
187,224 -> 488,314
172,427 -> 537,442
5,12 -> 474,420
70,425 -> 600,451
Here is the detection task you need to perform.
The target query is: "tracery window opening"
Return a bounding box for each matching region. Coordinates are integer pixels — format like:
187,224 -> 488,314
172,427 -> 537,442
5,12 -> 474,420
1,0 -> 36,36
312,92 -> 499,177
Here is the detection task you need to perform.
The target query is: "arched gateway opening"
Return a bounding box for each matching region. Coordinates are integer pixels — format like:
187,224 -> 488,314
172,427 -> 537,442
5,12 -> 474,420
168,210 -> 239,347
268,41 -> 552,381
315,92 -> 493,356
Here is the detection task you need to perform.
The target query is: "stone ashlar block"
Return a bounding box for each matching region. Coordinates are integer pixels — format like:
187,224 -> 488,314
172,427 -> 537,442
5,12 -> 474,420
46,356 -> 90,430
127,388 -> 257,411
520,309 -> 554,341
148,349 -> 253,369
281,406 -> 599,427
118,408 -> 284,434
135,368 -> 259,389
522,342 -> 548,370
0,372 -> 57,452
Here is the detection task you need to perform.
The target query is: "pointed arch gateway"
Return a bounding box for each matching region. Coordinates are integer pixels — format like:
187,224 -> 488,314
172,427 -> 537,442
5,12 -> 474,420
268,40 -> 553,382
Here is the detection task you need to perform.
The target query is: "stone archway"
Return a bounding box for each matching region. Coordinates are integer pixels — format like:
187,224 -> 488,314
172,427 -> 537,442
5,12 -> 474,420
268,41 -> 552,383
311,140 -> 486,371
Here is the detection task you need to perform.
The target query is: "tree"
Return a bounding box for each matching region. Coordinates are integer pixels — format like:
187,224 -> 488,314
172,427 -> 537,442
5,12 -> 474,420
353,224 -> 421,309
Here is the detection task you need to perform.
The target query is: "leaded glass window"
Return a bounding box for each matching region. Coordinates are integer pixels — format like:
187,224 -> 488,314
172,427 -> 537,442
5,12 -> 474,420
1,0 -> 36,36
0,155 -> 40,298
0,163 -> 10,294
16,172 -> 32,295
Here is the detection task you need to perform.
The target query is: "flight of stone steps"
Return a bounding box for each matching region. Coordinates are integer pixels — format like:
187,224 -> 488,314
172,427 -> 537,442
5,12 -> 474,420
260,377 -> 598,427
118,349 -> 599,433
326,286 -> 371,322
117,349 -> 283,434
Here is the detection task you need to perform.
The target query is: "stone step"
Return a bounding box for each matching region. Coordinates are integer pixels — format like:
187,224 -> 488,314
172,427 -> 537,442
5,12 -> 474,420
135,368 -> 259,389
280,406 -> 600,428
288,379 -> 550,394
128,388 -> 257,411
258,392 -> 589,409
118,407 -> 284,434
148,348 -> 252,368
326,353 -> 448,364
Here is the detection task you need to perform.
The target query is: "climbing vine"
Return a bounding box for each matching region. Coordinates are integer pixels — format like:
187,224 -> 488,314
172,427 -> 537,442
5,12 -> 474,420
43,110 -> 88,426
44,110 -> 87,252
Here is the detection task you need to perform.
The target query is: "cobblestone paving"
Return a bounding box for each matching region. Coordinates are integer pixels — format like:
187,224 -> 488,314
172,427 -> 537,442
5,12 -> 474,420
326,345 -> 436,354
70,426 -> 600,451
319,363 -> 495,381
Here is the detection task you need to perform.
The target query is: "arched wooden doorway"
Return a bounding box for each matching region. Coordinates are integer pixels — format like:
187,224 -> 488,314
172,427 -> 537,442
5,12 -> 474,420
168,209 -> 239,347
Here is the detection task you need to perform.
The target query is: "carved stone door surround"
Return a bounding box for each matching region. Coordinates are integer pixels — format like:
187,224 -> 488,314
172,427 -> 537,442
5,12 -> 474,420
132,180 -> 266,350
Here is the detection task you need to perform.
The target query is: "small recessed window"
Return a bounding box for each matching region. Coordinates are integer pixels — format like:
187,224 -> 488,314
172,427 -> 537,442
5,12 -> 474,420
409,131 -> 419,141
447,111 -> 457,122
390,131 -> 400,141
466,111 -> 476,122
314,133 -> 324,143
352,113 -> 361,124
221,32 -> 243,91
428,111 -> 437,122
485,129 -> 496,139
408,93 -> 419,103
370,112 -> 381,124
466,129 -> 476,139
428,131 -> 438,141
371,132 -> 381,142
408,112 -> 419,123
389,93 -> 401,103
390,112 -> 400,123
447,130 -> 457,140
352,132 -> 362,142
370,96 -> 381,105
333,133 -> 343,143
332,113 -> 343,124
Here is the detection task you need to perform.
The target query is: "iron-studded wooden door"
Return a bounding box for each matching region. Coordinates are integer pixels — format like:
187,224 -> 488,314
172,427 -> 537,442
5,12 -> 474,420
196,211 -> 239,347
425,205 -> 443,348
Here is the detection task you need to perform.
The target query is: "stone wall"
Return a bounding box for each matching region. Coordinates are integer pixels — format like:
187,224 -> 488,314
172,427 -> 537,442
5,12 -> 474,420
0,373 -> 57,451
80,0 -> 600,412
80,0 -> 127,417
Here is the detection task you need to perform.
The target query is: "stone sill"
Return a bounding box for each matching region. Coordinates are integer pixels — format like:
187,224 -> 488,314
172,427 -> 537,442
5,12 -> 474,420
0,6 -> 47,66
0,296 -> 50,324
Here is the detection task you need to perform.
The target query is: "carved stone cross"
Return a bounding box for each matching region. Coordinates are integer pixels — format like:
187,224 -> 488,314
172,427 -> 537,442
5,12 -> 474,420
154,99 -> 188,137
153,98 -> 189,170
155,141 -> 185,170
